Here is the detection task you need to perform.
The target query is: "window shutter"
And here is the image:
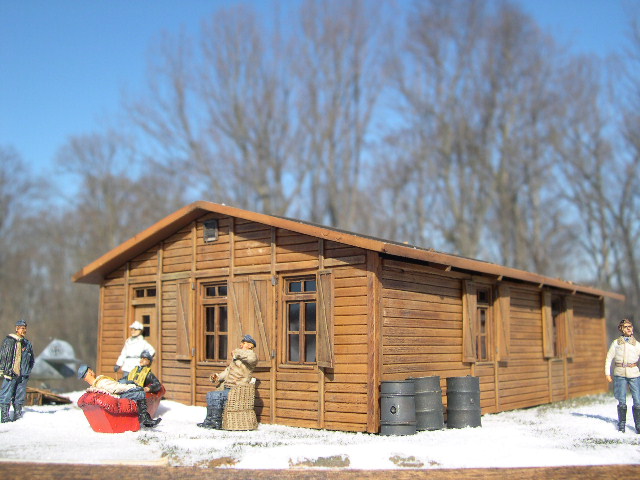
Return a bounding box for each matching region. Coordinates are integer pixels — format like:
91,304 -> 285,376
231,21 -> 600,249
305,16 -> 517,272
248,278 -> 272,363
228,277 -> 271,364
176,280 -> 192,360
495,284 -> 511,362
564,296 -> 575,359
317,270 -> 334,369
541,291 -> 555,358
462,280 -> 477,363
228,278 -> 249,357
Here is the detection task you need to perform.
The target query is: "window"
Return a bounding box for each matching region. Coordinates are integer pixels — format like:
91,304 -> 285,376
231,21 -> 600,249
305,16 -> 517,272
475,287 -> 492,361
134,287 -> 156,299
463,280 -> 509,363
203,219 -> 219,243
201,283 -> 228,361
284,277 -> 317,364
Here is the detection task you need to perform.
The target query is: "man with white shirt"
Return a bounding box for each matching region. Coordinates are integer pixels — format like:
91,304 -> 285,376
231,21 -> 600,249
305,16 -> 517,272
605,319 -> 640,433
114,321 -> 156,378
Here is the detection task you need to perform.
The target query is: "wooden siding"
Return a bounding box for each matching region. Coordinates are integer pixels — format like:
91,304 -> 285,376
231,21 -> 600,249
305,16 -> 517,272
129,246 -> 159,278
160,280 -> 193,404
99,281 -> 126,374
162,226 -> 193,274
567,295 -> 607,397
380,258 -> 609,417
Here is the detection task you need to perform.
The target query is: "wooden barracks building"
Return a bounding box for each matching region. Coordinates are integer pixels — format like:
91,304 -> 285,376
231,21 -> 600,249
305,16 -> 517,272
73,201 -> 623,433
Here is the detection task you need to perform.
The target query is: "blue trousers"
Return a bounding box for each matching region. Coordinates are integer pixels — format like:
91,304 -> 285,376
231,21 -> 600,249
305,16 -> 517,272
613,375 -> 640,406
206,388 -> 230,410
0,375 -> 29,406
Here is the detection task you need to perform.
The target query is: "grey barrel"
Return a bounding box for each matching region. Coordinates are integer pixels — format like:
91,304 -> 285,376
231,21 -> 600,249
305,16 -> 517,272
411,376 -> 444,431
446,376 -> 481,428
380,380 -> 416,435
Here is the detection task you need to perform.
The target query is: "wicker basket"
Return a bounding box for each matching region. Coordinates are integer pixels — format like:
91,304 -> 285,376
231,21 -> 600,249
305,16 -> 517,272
222,383 -> 258,431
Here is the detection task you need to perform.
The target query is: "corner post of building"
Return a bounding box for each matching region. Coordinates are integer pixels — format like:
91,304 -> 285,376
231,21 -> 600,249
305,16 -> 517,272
366,250 -> 382,433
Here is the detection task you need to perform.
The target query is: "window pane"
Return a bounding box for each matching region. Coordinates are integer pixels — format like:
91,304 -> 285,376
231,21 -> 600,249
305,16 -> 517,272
289,334 -> 300,362
136,289 -> 145,298
305,334 -> 316,362
288,303 -> 300,331
477,290 -> 489,304
289,281 -> 302,293
206,307 -> 216,332
219,285 -> 227,296
206,335 -> 215,360
147,288 -> 156,297
219,306 -> 228,332
305,302 -> 316,331
205,286 -> 216,297
218,335 -> 228,360
304,279 -> 316,292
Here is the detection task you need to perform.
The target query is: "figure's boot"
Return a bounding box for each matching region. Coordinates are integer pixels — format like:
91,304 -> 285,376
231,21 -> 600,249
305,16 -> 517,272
210,406 -> 223,430
12,403 -> 23,421
617,404 -> 627,432
632,406 -> 640,434
0,404 -> 10,423
197,406 -> 217,428
137,399 -> 162,428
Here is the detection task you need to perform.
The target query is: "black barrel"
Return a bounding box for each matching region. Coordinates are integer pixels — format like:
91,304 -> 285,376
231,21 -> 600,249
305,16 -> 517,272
380,380 -> 416,435
446,376 -> 481,428
411,376 -> 444,431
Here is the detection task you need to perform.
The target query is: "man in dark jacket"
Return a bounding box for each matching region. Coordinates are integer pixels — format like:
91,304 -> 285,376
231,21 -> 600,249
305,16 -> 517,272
121,350 -> 162,394
0,319 -> 35,422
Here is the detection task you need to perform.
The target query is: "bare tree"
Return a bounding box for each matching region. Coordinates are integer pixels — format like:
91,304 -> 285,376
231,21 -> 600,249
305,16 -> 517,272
293,0 -> 388,228
377,0 -> 577,276
0,146 -> 46,336
125,1 -> 388,229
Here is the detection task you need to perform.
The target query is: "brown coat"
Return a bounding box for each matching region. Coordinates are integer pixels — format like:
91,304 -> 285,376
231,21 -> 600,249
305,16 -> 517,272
217,348 -> 258,388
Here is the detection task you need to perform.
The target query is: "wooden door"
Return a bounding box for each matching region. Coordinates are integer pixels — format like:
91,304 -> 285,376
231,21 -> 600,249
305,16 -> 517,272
134,305 -> 157,351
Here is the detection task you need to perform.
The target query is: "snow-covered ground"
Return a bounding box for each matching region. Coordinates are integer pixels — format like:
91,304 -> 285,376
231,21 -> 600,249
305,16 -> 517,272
1,392 -> 639,469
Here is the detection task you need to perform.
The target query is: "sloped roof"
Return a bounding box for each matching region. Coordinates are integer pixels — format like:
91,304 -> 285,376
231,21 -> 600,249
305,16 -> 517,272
72,200 -> 624,300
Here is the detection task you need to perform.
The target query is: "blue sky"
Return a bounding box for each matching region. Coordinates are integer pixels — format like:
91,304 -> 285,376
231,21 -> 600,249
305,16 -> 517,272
0,0 -> 637,185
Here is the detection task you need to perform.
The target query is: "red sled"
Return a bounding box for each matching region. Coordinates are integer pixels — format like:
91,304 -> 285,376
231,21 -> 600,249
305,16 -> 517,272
77,386 -> 165,433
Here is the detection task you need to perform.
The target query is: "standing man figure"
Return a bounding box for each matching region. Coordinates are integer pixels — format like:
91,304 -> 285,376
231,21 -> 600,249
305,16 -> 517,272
0,319 -> 35,422
197,334 -> 258,429
605,318 -> 640,433
115,321 -> 155,378
77,364 -> 161,428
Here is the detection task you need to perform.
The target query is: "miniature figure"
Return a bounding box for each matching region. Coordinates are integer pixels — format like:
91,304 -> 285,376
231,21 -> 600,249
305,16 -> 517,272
120,350 -> 162,393
198,334 -> 258,429
605,318 -> 640,433
114,321 -> 156,377
77,364 -> 161,428
0,319 -> 35,422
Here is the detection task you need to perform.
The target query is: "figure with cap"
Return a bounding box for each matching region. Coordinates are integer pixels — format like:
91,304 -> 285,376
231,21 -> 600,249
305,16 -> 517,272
0,319 -> 35,422
605,318 -> 640,433
77,364 -> 161,428
114,321 -> 156,378
119,350 -> 162,394
197,334 -> 258,429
